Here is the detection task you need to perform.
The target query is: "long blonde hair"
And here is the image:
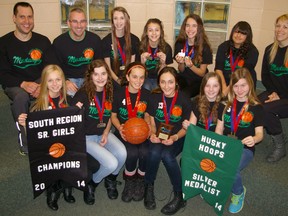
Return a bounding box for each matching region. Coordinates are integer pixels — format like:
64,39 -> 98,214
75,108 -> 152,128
269,14 -> 288,65
226,68 -> 260,109
30,65 -> 67,111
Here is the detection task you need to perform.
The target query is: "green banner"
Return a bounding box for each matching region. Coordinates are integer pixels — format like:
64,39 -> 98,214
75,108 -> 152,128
181,125 -> 243,215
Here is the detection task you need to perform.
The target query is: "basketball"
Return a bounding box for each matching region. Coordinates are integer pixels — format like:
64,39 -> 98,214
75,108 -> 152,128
49,143 -> 66,158
200,158 -> 216,173
123,117 -> 149,144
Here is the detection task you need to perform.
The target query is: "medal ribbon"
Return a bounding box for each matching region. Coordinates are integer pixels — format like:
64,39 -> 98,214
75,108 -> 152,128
205,113 -> 213,131
93,89 -> 106,122
48,95 -> 65,109
183,40 -> 195,58
231,98 -> 249,134
148,46 -> 158,60
162,91 -> 178,124
229,49 -> 240,72
116,37 -> 126,66
125,86 -> 141,119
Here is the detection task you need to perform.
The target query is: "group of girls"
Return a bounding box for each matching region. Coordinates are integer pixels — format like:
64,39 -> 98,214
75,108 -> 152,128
17,5 -> 287,215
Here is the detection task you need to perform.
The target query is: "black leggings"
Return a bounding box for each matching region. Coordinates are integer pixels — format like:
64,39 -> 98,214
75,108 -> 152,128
115,132 -> 149,173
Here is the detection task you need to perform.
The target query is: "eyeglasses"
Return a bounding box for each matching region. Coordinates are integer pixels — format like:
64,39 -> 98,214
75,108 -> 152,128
69,20 -> 87,25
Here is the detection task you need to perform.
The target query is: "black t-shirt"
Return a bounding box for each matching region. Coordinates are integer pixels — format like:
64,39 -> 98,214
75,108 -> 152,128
148,91 -> 192,135
72,89 -> 112,135
143,43 -> 173,79
215,40 -> 259,85
0,31 -> 51,88
174,42 -> 212,82
261,44 -> 288,98
218,101 -> 264,152
47,31 -> 102,79
112,86 -> 150,124
102,33 -> 140,77
192,100 -> 217,132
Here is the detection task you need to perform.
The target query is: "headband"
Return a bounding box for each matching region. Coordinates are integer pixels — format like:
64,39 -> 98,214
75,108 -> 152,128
126,65 -> 146,75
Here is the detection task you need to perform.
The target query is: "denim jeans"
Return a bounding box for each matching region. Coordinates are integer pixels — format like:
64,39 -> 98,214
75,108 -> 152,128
86,133 -> 127,183
143,78 -> 158,91
145,137 -> 184,192
67,78 -> 84,96
232,148 -> 254,195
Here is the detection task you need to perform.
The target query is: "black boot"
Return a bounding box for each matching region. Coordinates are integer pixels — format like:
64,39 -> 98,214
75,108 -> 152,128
121,173 -> 136,202
63,186 -> 75,203
83,180 -> 98,205
46,183 -> 62,211
267,133 -> 287,162
144,183 -> 156,210
105,174 -> 118,200
133,173 -> 145,201
161,191 -> 186,215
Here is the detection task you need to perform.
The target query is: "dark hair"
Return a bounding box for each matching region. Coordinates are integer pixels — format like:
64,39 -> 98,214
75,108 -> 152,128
152,66 -> 179,93
13,2 -> 33,16
175,14 -> 212,65
227,21 -> 254,59
82,59 -> 113,103
120,62 -> 147,86
139,18 -> 167,54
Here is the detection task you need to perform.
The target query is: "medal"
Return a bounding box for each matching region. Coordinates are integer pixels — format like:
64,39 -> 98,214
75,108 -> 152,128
148,46 -> 159,61
156,91 -> 178,140
125,86 -> 141,119
97,121 -> 106,128
48,95 -> 65,109
183,40 -> 195,59
228,133 -> 238,139
230,98 -> 249,138
93,89 -> 106,128
116,37 -> 126,70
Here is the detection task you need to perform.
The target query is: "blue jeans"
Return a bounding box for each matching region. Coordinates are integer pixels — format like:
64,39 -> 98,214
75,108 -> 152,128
67,78 -> 84,96
232,148 -> 254,195
145,137 -> 184,192
86,133 -> 127,183
143,78 -> 158,91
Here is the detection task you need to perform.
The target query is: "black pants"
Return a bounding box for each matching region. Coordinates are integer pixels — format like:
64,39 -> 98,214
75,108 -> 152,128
258,91 -> 288,135
115,132 -> 149,173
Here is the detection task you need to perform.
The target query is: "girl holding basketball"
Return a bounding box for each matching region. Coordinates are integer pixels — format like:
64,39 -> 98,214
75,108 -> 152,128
215,68 -> 264,213
144,67 -> 192,215
18,65 -> 101,211
182,72 -> 223,132
72,59 -> 127,204
111,62 -> 150,203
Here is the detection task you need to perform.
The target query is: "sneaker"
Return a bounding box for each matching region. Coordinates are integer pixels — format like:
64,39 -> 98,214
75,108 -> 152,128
19,146 -> 28,156
229,186 -> 246,213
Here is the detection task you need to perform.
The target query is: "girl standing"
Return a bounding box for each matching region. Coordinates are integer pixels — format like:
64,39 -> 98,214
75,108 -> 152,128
139,18 -> 173,91
215,21 -> 259,95
215,68 -> 264,213
111,62 -> 150,203
258,14 -> 288,162
144,67 -> 192,215
182,72 -> 222,132
102,6 -> 140,89
174,14 -> 213,98
72,60 -> 127,204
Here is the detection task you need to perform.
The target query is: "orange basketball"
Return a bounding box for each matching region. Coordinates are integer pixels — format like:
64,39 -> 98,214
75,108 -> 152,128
30,49 -> 42,60
49,143 -> 66,158
84,49 -> 94,59
200,158 -> 216,173
241,111 -> 253,123
123,117 -> 149,144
